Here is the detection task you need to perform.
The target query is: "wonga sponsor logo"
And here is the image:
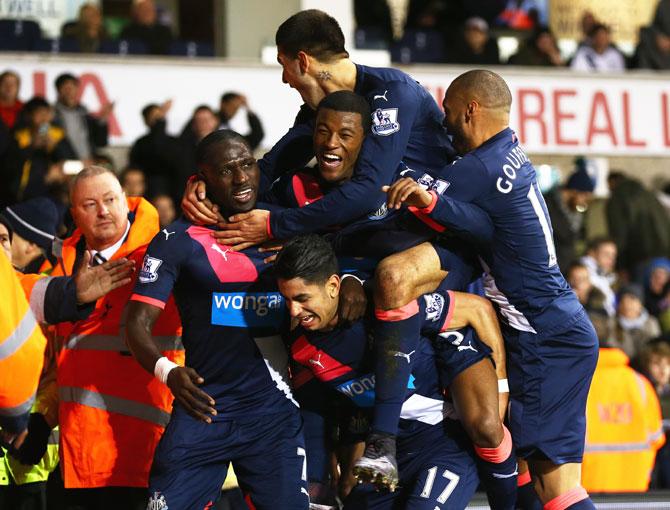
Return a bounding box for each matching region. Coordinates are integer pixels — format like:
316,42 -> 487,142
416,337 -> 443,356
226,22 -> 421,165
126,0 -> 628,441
211,292 -> 284,328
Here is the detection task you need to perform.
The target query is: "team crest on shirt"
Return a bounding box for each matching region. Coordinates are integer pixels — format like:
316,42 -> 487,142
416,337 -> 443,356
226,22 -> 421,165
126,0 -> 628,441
139,255 -> 163,283
417,173 -> 450,195
367,202 -> 389,220
423,292 -> 445,322
371,108 -> 399,136
147,491 -> 168,510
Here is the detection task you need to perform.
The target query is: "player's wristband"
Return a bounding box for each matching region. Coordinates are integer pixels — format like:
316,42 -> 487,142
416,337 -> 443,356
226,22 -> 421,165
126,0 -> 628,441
154,356 -> 178,384
498,378 -> 509,393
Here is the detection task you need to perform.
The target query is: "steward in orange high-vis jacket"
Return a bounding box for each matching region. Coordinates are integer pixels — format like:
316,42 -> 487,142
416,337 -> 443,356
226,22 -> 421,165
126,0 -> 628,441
49,167 -> 183,495
0,250 -> 46,435
582,347 -> 665,492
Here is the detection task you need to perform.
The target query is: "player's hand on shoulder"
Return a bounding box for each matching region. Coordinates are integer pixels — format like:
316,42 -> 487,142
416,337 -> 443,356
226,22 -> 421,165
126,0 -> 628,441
382,177 -> 432,210
166,366 -> 217,423
338,276 -> 367,324
181,177 -> 220,225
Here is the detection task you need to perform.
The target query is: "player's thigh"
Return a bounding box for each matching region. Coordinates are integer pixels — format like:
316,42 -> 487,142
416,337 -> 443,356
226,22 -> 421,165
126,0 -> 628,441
374,242 -> 444,307
233,410 -> 309,510
405,458 -> 479,510
148,413 -> 232,510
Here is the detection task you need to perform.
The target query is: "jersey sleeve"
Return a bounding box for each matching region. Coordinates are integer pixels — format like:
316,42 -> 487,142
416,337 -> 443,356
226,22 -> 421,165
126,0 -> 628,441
130,228 -> 190,309
419,282 -> 455,337
268,81 -> 422,238
257,106 -> 315,193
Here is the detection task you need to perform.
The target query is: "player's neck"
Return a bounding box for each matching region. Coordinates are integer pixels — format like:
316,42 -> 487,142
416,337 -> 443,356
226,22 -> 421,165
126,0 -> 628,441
468,122 -> 508,152
319,59 -> 357,94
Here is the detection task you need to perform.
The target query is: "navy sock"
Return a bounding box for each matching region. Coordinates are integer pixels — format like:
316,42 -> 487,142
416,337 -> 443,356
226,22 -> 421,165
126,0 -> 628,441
474,426 -> 517,510
371,301 -> 421,435
515,472 -> 542,510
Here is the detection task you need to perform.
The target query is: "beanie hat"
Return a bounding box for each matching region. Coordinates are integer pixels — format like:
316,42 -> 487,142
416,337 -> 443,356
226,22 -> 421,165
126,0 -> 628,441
0,198 -> 59,252
565,166 -> 595,193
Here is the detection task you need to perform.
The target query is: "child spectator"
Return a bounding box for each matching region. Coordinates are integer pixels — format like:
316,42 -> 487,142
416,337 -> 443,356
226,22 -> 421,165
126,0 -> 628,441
508,26 -> 564,66
581,237 -> 618,316
120,167 -> 146,197
615,284 -> 662,358
571,23 -> 626,72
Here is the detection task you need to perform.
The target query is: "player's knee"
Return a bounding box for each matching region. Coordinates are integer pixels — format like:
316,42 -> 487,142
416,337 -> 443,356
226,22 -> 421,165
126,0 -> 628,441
464,410 -> 503,448
374,259 -> 410,309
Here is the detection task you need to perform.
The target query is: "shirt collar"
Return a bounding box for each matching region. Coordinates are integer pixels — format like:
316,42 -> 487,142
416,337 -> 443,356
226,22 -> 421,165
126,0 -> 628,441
89,220 -> 130,263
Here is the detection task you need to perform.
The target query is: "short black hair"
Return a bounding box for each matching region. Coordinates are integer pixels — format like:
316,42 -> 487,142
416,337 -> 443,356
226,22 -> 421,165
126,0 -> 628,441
141,103 -> 159,122
275,234 -> 339,285
55,73 -> 78,90
275,9 -> 349,62
193,104 -> 216,116
589,23 -> 610,37
316,90 -> 372,133
0,70 -> 19,87
22,96 -> 51,115
195,129 -> 249,168
220,92 -> 240,103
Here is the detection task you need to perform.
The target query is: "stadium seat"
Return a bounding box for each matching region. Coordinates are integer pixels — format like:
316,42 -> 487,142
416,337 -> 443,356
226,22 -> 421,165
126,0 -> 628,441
355,27 -> 390,50
0,19 -> 41,51
168,40 -> 214,57
99,38 -> 148,55
390,29 -> 445,64
34,38 -> 81,54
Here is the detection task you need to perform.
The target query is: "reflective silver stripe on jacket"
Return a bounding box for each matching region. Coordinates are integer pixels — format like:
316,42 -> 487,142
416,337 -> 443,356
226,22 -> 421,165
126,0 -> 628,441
29,276 -> 54,324
64,335 -> 183,352
0,310 -> 37,361
585,429 -> 664,452
0,392 -> 36,417
59,386 -> 171,427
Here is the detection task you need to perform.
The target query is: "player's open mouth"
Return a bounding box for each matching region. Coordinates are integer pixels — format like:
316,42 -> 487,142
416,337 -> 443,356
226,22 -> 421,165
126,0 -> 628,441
319,153 -> 342,169
232,188 -> 254,203
299,314 -> 316,326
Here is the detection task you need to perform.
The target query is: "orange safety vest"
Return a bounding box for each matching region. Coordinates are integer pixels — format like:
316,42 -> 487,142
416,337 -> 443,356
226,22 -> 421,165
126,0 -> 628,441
0,251 -> 46,431
50,196 -> 184,489
582,348 -> 666,492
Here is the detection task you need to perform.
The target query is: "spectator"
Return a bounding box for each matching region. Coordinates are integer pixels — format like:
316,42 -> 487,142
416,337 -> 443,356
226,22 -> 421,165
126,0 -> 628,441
0,198 -> 59,274
446,17 -> 500,65
571,23 -> 626,72
0,70 -> 23,129
0,216 -> 11,259
151,193 -> 176,229
179,105 -> 219,190
543,163 -> 595,273
119,0 -> 173,55
508,26 -> 564,66
615,284 -> 662,357
61,3 -> 109,53
645,258 -> 670,318
218,93 -> 265,151
581,237 -> 618,317
607,172 -> 670,279
634,0 -> 670,70
129,100 -> 187,199
582,313 -> 665,492
53,73 -> 111,161
496,0 -> 540,30
4,97 -> 75,203
636,340 -> 670,488
577,11 -> 597,48
120,167 -> 147,197
567,261 -> 611,320
46,166 -> 183,510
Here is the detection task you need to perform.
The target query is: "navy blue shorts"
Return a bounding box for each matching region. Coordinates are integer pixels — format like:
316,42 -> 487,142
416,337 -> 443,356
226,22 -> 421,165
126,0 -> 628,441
504,309 -> 599,464
433,327 -> 492,389
147,408 -> 309,510
344,421 -> 479,510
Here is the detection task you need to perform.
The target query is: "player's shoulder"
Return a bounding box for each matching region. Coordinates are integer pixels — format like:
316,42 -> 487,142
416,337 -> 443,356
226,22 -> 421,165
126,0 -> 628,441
151,218 -> 192,244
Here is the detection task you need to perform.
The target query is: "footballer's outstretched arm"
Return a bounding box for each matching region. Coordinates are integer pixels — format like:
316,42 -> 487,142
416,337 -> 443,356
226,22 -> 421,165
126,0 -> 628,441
126,301 -> 216,423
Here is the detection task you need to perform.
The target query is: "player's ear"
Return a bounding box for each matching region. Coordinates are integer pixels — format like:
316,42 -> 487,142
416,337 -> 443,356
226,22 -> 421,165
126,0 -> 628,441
327,274 -> 340,298
297,51 -> 310,75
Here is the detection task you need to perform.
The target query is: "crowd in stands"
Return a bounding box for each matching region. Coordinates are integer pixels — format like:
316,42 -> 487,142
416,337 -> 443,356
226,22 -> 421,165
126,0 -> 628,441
355,0 -> 670,70
545,162 -> 670,488
0,68 -> 264,242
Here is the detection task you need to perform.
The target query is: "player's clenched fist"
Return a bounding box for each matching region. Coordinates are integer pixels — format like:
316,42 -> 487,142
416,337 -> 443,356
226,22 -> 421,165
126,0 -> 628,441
382,178 -> 432,210
166,367 -> 217,423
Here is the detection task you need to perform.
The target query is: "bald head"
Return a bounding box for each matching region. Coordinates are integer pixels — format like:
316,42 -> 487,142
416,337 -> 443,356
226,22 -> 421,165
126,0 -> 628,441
448,69 -> 512,114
